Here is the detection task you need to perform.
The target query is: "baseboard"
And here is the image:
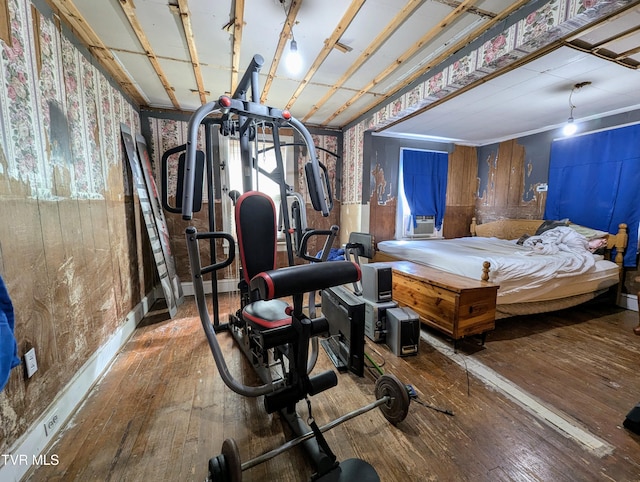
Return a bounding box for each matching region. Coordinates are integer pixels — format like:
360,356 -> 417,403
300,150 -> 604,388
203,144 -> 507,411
0,286 -> 161,482
181,278 -> 239,296
620,293 -> 638,312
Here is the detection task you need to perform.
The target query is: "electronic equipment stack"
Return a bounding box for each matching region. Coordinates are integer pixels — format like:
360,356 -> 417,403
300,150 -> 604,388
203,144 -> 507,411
386,306 -> 420,357
360,263 -> 397,343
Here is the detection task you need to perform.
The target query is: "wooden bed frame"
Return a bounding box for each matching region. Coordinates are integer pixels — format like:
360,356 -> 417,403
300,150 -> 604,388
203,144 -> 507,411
375,218 -> 628,280
469,217 -> 628,269
373,218 -> 629,324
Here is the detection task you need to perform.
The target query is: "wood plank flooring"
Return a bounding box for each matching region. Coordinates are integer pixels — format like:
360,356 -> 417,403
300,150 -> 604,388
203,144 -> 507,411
27,294 -> 640,481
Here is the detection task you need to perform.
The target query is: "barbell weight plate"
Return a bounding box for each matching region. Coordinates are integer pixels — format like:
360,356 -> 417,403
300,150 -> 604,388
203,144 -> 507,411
374,374 -> 410,424
208,454 -> 228,482
221,437 -> 243,482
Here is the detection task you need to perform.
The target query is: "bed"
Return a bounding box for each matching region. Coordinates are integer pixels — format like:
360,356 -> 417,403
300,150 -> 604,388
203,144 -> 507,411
375,218 -> 628,319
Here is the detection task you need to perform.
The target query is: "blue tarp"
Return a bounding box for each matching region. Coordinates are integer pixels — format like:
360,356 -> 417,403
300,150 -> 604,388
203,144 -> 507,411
1,275 -> 20,391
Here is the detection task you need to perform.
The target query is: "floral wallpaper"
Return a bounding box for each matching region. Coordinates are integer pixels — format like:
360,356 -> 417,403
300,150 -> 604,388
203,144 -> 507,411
0,0 -> 139,200
341,0 -> 634,205
147,117 -> 205,199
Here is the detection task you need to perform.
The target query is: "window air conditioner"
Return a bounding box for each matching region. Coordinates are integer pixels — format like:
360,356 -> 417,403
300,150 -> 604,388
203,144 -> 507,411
406,215 -> 435,237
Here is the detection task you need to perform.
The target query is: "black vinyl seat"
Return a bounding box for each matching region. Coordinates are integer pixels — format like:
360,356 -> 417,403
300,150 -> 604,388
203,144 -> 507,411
235,191 -> 292,330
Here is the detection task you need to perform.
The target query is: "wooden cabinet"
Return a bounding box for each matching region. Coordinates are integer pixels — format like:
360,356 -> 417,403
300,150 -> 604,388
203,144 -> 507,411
387,261 -> 498,342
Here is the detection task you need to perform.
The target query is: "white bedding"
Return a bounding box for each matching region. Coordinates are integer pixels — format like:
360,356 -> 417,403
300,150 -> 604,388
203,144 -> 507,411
377,228 -> 619,305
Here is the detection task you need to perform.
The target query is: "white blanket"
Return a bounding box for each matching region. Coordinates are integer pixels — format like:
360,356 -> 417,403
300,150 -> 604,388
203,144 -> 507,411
377,227 -> 617,304
521,226 -> 595,275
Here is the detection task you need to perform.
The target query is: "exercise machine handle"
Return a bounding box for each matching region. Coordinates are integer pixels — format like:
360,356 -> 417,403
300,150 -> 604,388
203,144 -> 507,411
186,229 -> 236,275
297,225 -> 339,262
161,144 -> 187,213
287,116 -> 331,217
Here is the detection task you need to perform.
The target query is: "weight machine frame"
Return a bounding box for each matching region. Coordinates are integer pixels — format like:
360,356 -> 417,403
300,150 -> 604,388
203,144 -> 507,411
169,54 -> 410,482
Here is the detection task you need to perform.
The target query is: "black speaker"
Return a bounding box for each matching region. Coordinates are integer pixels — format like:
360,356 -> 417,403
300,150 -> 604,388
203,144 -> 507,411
623,403 -> 640,435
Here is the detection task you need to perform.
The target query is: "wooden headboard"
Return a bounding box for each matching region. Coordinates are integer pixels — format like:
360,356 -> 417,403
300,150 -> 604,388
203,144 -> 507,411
469,217 -> 628,268
470,218 -> 544,239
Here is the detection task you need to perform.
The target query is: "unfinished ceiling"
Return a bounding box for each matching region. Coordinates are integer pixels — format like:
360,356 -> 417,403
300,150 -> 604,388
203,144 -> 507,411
45,0 -> 640,145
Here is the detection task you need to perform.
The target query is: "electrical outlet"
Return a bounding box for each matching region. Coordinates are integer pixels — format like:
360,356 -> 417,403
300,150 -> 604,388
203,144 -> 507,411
44,413 -> 59,437
25,348 -> 38,378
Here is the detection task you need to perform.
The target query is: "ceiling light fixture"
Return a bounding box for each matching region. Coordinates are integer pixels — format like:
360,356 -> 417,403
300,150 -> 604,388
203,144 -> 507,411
280,0 -> 302,75
286,37 -> 302,74
562,81 -> 591,136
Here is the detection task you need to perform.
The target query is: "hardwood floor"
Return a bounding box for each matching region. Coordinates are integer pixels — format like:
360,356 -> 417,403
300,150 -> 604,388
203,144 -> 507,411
27,294 -> 640,481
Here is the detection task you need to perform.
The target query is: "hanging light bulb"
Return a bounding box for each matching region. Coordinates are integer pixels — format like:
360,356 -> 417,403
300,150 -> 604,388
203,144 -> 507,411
561,81 -> 590,137
563,116 -> 577,136
286,38 -> 302,74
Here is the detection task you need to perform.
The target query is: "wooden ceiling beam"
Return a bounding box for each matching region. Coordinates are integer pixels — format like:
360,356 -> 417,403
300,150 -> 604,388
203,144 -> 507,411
337,0 -> 530,128
301,0 -> 425,122
434,0 -> 496,19
118,0 -> 181,110
44,0 -> 146,106
176,0 -> 208,105
260,0 -> 303,104
323,0 -> 480,125
230,0 -> 245,94
592,25 -> 640,51
285,0 -> 367,110
566,1 -> 640,42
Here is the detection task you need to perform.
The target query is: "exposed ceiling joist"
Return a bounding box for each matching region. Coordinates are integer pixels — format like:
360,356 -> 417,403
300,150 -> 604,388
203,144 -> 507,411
260,0 -> 303,103
230,0 -> 245,94
324,0 -> 480,125
346,0 -> 532,127
175,0 -> 207,104
285,0 -> 367,110
566,2 -> 640,70
48,0 -> 640,145
118,0 -> 180,109
45,0 -> 146,106
302,0 -> 425,122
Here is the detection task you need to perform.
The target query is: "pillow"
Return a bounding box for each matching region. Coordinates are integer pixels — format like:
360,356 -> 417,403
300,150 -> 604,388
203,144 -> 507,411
568,223 -> 609,241
534,219 -> 569,235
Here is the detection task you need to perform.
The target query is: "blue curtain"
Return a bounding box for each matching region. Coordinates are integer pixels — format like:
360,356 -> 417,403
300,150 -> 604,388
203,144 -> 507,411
544,123 -> 640,267
402,149 -> 448,229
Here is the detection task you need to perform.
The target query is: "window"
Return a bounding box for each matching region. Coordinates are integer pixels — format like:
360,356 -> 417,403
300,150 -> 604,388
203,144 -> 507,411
220,132 -> 294,240
396,148 -> 448,239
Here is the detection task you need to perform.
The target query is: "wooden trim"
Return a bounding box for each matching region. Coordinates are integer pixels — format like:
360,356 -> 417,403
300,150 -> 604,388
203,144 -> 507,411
32,5 -> 42,75
0,0 -> 10,45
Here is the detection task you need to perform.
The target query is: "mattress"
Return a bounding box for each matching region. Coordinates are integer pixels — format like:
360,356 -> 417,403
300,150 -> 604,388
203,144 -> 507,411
377,237 -> 619,305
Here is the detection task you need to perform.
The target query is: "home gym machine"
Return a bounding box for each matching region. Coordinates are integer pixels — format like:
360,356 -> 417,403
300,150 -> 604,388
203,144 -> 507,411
175,54 -> 411,481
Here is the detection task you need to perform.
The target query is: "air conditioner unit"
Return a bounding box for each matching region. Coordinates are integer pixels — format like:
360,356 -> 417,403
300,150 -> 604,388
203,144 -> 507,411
406,215 -> 435,238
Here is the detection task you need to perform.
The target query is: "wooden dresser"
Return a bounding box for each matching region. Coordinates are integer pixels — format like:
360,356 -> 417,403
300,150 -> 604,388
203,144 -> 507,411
386,261 -> 499,343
